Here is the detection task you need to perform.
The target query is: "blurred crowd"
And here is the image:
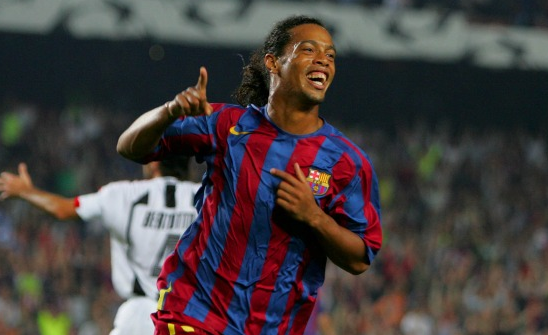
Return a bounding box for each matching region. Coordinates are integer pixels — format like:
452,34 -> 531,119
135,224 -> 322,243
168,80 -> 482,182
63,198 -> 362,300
1,97 -> 548,335
0,98 -> 142,335
319,122 -> 548,334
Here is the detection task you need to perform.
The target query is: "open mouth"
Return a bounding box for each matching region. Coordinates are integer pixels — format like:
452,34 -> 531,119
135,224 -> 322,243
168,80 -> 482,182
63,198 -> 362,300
306,71 -> 327,89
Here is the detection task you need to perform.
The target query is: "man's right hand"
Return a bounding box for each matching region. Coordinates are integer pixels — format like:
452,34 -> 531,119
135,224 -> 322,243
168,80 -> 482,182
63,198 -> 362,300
166,66 -> 213,118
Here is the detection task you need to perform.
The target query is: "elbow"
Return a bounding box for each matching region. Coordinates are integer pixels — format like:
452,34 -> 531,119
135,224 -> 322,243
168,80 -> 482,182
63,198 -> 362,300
116,137 -> 139,161
116,138 -> 131,159
334,259 -> 369,275
346,262 -> 369,275
116,133 -> 153,162
344,241 -> 373,275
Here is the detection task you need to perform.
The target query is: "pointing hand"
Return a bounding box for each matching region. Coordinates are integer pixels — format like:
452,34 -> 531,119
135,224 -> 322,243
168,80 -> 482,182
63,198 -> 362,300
270,163 -> 323,226
166,66 -> 213,118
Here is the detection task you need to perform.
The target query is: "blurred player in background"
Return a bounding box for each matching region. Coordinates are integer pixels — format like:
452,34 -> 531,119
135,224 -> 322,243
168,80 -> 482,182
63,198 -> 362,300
117,15 -> 382,335
0,157 -> 200,335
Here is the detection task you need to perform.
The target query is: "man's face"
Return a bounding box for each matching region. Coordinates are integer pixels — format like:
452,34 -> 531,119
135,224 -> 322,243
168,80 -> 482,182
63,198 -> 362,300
276,23 -> 336,105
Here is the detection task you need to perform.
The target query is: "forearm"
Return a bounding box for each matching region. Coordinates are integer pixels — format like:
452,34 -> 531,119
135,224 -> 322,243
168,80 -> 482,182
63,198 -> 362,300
308,209 -> 369,275
19,188 -> 78,220
117,104 -> 178,161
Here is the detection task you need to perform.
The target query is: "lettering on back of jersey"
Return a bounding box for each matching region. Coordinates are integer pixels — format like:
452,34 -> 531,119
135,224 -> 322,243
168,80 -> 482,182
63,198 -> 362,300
142,211 -> 195,230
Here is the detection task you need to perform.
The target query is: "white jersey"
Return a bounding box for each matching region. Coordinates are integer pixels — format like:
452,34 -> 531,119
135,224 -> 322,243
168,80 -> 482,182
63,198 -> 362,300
76,176 -> 200,300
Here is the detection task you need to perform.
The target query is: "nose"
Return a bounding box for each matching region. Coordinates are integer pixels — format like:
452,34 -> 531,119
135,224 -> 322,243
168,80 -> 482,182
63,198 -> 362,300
314,54 -> 328,66
314,51 -> 332,67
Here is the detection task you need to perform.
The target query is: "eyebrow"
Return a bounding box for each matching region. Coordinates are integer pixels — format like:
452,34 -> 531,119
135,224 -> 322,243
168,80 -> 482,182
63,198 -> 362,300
298,40 -> 337,53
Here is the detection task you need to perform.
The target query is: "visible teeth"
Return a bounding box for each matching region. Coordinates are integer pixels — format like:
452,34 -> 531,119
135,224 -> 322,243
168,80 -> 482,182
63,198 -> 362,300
307,72 -> 326,83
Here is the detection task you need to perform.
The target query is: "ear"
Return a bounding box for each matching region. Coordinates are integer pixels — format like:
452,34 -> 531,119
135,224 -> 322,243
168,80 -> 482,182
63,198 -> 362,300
264,53 -> 278,74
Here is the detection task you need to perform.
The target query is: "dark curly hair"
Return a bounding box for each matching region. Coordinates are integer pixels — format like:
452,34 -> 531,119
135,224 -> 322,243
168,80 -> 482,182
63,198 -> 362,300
232,15 -> 326,107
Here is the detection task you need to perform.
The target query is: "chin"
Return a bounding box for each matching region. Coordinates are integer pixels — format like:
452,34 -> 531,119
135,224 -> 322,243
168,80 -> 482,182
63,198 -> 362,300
308,95 -> 326,105
301,90 -> 324,104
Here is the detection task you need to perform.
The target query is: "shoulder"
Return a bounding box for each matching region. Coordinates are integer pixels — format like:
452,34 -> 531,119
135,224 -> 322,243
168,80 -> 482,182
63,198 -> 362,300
210,103 -> 251,123
210,104 -> 262,138
324,125 -> 373,168
98,178 -> 162,195
97,179 -> 133,192
210,103 -> 248,118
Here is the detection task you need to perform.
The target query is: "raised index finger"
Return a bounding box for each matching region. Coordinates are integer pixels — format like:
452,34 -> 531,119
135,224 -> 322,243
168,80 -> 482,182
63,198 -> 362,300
195,66 -> 208,92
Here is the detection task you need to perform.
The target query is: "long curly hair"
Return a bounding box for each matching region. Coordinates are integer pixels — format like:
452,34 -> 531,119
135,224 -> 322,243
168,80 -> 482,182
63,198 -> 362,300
232,15 -> 325,107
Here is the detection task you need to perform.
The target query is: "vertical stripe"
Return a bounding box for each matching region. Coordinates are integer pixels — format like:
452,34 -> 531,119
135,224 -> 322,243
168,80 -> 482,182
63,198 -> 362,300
204,116 -> 276,331
244,136 -> 325,335
160,110 -> 235,316
166,184 -> 176,208
181,107 -> 257,329
126,193 -> 149,246
287,299 -> 315,335
275,239 -> 312,335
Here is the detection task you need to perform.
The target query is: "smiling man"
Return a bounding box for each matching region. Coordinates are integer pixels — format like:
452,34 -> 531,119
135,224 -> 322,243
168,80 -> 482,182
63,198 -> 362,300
117,15 -> 382,335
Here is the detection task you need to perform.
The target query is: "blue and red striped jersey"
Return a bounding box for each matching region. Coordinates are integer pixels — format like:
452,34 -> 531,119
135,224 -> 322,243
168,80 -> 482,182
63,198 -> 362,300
146,103 -> 382,335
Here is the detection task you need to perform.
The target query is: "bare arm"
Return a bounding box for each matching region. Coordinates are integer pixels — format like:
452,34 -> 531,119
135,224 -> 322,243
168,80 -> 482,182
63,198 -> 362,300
270,163 -> 369,275
0,163 -> 78,220
117,66 -> 213,161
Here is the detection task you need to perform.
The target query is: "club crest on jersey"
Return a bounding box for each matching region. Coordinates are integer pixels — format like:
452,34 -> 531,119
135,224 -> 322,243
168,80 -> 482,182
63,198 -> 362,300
306,168 -> 331,196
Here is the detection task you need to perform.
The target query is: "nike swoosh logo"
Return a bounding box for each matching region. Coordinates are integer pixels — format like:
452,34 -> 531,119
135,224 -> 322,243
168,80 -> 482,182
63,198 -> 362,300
229,126 -> 252,136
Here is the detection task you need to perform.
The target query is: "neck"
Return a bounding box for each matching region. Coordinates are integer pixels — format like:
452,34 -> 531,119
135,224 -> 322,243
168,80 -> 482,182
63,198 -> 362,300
266,103 -> 323,135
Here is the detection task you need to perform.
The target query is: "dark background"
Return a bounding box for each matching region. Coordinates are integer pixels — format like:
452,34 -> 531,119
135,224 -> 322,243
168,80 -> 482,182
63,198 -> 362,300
2,32 -> 547,134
